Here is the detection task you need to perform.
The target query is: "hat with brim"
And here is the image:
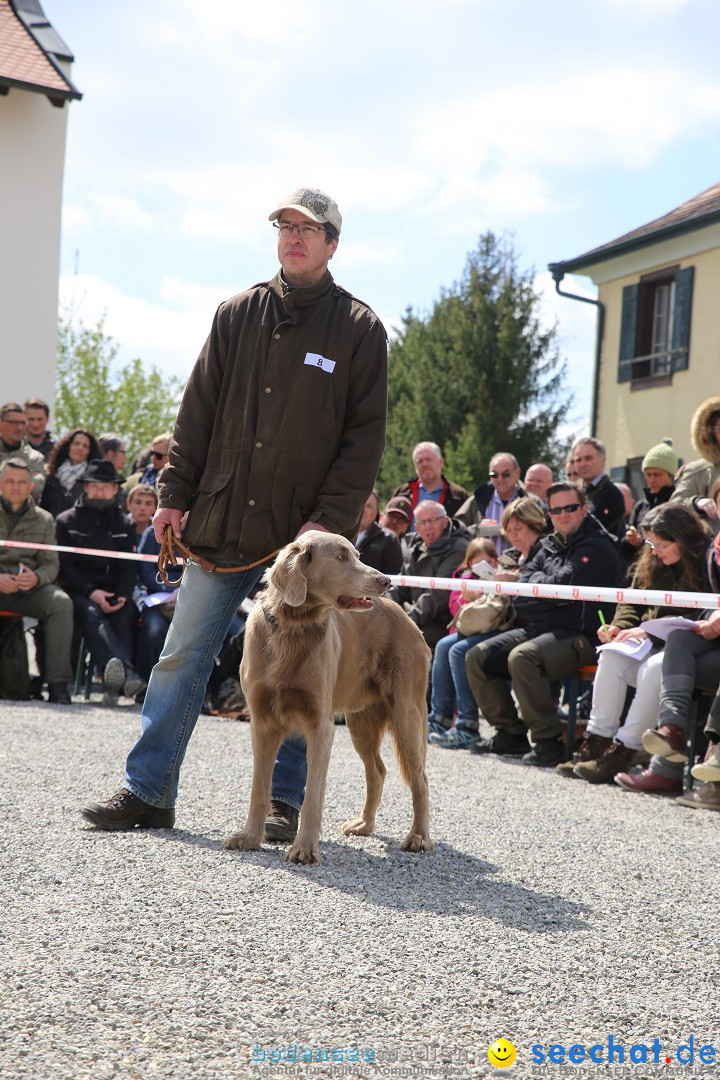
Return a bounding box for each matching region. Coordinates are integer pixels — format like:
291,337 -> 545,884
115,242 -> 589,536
268,187 -> 342,233
382,496 -> 412,521
84,458 -> 124,484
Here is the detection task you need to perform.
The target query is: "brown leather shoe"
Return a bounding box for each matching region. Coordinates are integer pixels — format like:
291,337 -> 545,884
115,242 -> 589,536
81,788 -> 175,830
556,733 -> 612,776
676,783 -> 720,812
573,740 -> 636,783
642,724 -> 688,762
264,799 -> 299,842
614,769 -> 682,794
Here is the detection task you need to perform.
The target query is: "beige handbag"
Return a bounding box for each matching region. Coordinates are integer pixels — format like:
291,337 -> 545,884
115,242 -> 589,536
450,592 -> 515,636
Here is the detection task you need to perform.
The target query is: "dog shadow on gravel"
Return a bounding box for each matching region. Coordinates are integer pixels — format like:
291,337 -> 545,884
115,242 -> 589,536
157,829 -> 591,933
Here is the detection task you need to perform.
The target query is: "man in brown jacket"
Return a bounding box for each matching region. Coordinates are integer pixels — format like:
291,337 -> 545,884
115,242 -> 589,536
82,186 -> 388,836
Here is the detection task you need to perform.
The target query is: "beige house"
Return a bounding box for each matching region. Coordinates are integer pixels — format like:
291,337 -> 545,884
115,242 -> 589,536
549,182 -> 720,488
0,0 -> 81,408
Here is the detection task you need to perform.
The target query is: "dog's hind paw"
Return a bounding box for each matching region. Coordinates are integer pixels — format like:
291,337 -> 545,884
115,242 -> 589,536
285,843 -> 322,865
400,832 -> 435,853
341,816 -> 374,836
224,830 -> 261,851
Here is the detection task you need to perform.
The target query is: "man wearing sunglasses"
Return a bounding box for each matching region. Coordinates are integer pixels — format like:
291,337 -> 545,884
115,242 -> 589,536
466,481 -> 622,767
82,186 -> 388,839
455,452 -> 524,553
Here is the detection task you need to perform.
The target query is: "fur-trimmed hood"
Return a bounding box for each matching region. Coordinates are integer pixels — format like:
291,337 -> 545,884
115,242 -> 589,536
690,396 -> 720,465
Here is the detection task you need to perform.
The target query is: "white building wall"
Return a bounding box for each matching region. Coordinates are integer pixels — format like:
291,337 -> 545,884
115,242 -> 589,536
0,86 -> 69,410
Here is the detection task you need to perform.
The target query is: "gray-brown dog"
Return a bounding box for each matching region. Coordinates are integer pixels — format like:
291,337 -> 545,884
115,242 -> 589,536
224,531 -> 433,864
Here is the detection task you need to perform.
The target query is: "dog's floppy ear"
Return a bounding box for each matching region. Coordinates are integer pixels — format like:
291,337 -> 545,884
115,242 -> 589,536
269,544 -> 311,607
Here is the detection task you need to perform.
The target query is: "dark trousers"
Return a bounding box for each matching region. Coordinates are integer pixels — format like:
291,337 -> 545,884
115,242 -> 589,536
70,594 -> 137,671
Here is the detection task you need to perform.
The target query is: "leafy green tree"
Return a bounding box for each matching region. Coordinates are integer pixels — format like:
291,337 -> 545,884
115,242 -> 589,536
55,315 -> 183,461
379,232 -> 573,495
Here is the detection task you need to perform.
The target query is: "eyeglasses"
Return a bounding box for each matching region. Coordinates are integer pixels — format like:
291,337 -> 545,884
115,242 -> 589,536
2,418 -> 27,427
150,450 -> 167,460
548,502 -> 581,515
489,470 -> 513,480
273,221 -> 326,239
645,539 -> 675,552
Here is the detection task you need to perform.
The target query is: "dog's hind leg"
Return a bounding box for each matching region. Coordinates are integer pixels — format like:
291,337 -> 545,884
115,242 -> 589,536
225,716 -> 284,851
393,703 -> 434,853
285,720 -> 334,866
341,707 -> 387,837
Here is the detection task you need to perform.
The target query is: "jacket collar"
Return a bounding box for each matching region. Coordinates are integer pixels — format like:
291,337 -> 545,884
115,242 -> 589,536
268,270 -> 335,317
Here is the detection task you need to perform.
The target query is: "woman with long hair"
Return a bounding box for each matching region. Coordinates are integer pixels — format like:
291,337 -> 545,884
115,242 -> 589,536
428,496 -> 546,750
40,429 -> 101,517
567,503 -> 709,784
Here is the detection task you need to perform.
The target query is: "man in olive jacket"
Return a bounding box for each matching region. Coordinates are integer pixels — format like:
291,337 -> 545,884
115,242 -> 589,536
82,186 -> 389,836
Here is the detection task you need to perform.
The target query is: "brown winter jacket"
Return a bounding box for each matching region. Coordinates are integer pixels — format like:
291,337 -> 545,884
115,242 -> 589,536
158,271 -> 388,563
671,395 -> 720,535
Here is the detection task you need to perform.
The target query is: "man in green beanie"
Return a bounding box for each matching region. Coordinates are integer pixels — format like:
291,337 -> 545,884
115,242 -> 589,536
623,439 -> 678,558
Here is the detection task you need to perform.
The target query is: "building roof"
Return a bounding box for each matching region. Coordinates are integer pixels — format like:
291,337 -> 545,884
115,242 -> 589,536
549,181 -> 720,279
0,0 -> 81,105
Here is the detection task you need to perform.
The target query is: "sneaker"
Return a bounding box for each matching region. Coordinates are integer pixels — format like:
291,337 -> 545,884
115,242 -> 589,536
264,799 -> 299,843
470,730 -> 531,757
427,717 -> 451,741
556,733 -> 612,776
81,788 -> 175,831
429,725 -> 480,750
676,782 -> 720,812
47,682 -> 72,705
691,743 -> 720,783
523,738 -> 566,768
642,723 -> 688,763
573,740 -> 637,784
123,670 -> 147,699
103,657 -> 126,693
614,769 -> 682,794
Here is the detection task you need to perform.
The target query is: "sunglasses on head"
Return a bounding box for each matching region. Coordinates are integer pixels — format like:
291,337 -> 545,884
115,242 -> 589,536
548,502 -> 581,515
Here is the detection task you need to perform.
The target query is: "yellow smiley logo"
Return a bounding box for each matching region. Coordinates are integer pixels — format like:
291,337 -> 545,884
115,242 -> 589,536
488,1039 -> 516,1068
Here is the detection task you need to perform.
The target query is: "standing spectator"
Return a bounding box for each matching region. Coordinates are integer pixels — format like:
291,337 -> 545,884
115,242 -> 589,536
0,458 -> 73,703
125,434 -> 171,489
564,454 -> 580,484
572,436 -> 626,538
391,441 -> 469,528
40,430 -> 100,518
23,398 -> 55,461
355,490 -> 403,574
98,433 -> 128,478
0,403 -> 46,501
455,452 -> 525,553
523,463 -> 554,503
126,483 -> 158,545
388,501 -> 469,649
56,459 -> 145,704
671,395 -> 720,535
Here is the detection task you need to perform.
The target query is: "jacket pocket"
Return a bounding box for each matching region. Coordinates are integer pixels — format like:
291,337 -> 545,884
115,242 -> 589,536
186,470 -> 233,548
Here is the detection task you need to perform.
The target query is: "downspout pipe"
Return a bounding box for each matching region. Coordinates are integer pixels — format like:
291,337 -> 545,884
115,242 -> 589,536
548,266 -> 605,436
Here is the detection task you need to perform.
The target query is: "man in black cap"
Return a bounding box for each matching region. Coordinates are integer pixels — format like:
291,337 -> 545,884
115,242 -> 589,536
55,459 -> 145,703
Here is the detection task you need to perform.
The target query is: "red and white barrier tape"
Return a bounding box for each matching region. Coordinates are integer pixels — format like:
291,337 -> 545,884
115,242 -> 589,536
1,539 -> 717,608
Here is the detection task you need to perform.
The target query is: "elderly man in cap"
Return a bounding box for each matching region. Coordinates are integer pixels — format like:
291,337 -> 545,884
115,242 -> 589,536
55,459 -> 145,703
82,186 -> 388,845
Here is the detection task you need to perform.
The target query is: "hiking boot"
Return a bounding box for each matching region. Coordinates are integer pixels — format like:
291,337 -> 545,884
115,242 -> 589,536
523,737 -> 566,768
614,769 -> 682,794
103,657 -> 125,693
642,723 -> 688,763
81,788 -> 175,831
469,730 -> 531,757
676,782 -> 720,812
556,733 -> 612,776
427,717 -> 451,741
47,682 -> 72,705
691,743 -> 720,783
264,799 -> 299,843
574,740 -> 636,783
429,725 -> 480,750
123,670 -> 147,700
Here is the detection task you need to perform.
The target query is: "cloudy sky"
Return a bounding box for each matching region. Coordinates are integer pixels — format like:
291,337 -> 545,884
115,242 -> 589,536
45,0 -> 720,437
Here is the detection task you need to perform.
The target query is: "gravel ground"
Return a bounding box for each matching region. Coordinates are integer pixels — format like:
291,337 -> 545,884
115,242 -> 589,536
1,697 -> 718,1080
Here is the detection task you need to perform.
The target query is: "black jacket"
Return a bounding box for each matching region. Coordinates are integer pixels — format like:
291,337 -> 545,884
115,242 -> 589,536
515,513 -> 623,637
585,474 -> 626,539
356,521 -> 403,574
56,496 -> 137,600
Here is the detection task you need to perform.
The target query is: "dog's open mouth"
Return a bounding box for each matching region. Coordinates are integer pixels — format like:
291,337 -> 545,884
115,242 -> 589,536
337,595 -> 374,610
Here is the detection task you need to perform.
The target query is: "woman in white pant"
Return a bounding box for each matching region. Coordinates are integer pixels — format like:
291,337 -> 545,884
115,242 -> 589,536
567,503 -> 708,784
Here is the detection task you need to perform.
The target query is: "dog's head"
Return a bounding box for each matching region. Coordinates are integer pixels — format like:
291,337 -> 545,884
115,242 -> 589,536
267,531 -> 391,610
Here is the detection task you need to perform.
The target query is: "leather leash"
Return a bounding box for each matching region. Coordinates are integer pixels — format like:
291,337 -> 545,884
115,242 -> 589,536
157,525 -> 281,586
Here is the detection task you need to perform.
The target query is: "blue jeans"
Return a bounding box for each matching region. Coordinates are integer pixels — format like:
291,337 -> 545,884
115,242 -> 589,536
429,631 -> 495,729
125,560 -> 268,807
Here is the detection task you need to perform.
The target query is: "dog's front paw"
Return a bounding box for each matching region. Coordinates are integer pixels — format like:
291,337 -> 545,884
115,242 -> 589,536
400,831 -> 435,853
224,830 -> 262,851
285,842 -> 322,865
341,816 -> 374,836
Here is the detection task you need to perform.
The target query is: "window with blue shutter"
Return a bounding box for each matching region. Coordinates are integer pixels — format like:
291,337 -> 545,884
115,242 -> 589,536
617,265 -> 693,385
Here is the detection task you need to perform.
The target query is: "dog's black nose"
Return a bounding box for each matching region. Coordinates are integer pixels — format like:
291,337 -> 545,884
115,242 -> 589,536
378,575 -> 391,591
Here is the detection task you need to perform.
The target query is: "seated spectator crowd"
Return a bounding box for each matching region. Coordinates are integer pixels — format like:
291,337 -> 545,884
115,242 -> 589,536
3,396 -> 720,819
